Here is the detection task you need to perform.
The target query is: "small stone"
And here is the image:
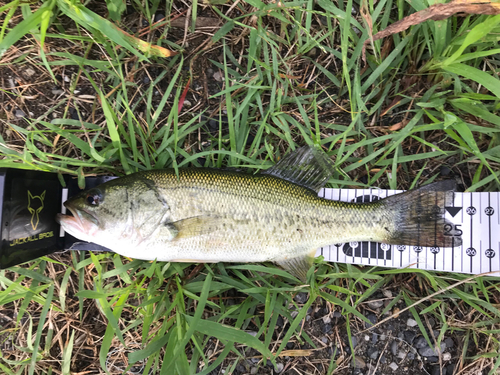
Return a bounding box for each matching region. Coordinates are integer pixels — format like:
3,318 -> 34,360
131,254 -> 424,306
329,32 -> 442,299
443,352 -> 451,361
352,336 -> 358,348
143,76 -> 150,84
236,365 -> 246,373
397,350 -> 407,359
333,311 -> 342,318
427,356 -> 439,363
154,13 -> 165,22
322,316 -> 331,324
24,67 -> 36,78
322,324 -> 332,334
276,316 -> 284,327
307,47 -> 318,57
275,363 -> 284,373
380,354 -> 386,364
367,347 -> 379,360
286,342 -> 294,349
208,119 -> 218,131
371,333 -> 378,344
213,71 -> 223,82
419,343 -> 447,357
367,300 -> 384,309
379,334 -> 386,341
321,336 -> 328,344
294,293 -> 308,304
182,99 -> 192,107
445,337 -> 454,348
250,357 -> 260,364
382,290 -> 392,298
440,166 -> 451,176
15,109 -> 26,118
63,74 -> 70,82
250,367 -> 258,374
404,330 -> 416,344
407,318 -> 418,327
414,336 -> 428,349
69,107 -> 81,120
389,362 -> 398,371
364,335 -> 370,341
365,314 -> 377,328
391,341 -> 398,355
428,318 -> 436,327
52,88 -> 64,95
247,331 -> 258,337
407,352 -> 415,360
354,357 -> 366,369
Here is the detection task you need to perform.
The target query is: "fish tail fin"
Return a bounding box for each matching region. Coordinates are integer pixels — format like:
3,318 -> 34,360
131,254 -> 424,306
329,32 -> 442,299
381,180 -> 462,248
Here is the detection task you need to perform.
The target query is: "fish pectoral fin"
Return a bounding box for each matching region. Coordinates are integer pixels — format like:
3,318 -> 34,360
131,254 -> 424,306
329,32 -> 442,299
170,215 -> 229,240
274,249 -> 316,282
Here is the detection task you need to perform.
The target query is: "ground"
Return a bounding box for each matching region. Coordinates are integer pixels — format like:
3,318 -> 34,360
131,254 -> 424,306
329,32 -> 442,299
1,0 -> 500,374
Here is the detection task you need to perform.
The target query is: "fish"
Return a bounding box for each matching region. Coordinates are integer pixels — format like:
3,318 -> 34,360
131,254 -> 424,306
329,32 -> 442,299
56,146 -> 462,281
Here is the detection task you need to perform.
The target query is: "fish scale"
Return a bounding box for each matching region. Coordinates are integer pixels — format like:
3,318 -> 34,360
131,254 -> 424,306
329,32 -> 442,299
57,147 -> 462,280
135,169 -> 380,262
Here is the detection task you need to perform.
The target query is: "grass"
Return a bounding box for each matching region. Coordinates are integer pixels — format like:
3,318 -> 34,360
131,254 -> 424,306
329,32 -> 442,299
1,0 -> 500,374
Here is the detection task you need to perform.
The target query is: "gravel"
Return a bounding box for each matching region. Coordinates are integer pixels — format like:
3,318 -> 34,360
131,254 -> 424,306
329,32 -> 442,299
226,295 -> 460,374
365,313 -> 377,328
354,357 -> 366,369
407,318 -> 418,327
418,343 -> 447,357
414,336 -> 429,349
294,292 -> 308,304
445,337 -> 455,348
389,362 -> 399,371
14,109 -> 26,118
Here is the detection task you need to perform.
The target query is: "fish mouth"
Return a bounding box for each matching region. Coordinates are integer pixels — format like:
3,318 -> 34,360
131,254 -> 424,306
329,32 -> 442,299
56,202 -> 99,240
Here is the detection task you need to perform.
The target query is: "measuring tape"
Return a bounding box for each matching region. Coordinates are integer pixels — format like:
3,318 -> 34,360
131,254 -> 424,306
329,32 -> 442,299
316,188 -> 500,277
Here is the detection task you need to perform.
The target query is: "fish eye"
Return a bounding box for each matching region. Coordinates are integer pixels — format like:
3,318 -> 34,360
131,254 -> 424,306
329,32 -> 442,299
85,189 -> 103,206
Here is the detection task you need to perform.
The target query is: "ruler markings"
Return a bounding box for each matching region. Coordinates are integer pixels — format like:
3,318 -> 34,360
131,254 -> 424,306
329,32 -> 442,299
318,188 -> 500,277
59,188 -> 69,237
460,193 -> 464,274
487,192 -> 492,273
321,188 -> 325,258
488,192 -> 491,273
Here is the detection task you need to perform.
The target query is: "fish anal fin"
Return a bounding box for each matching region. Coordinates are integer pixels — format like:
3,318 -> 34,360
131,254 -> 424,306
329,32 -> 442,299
263,145 -> 335,193
274,249 -> 316,282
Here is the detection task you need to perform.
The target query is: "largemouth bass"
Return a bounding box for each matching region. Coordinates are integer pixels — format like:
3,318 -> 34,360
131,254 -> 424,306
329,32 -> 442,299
57,146 -> 462,280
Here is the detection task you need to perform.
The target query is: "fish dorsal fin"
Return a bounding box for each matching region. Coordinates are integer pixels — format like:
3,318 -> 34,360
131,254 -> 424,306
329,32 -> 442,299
263,145 -> 335,192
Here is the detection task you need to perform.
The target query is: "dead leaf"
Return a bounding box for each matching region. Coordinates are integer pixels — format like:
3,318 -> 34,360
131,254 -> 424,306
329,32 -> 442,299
277,349 -> 314,357
363,0 -> 500,62
360,0 -> 373,42
388,118 -> 410,131
119,29 -> 177,58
